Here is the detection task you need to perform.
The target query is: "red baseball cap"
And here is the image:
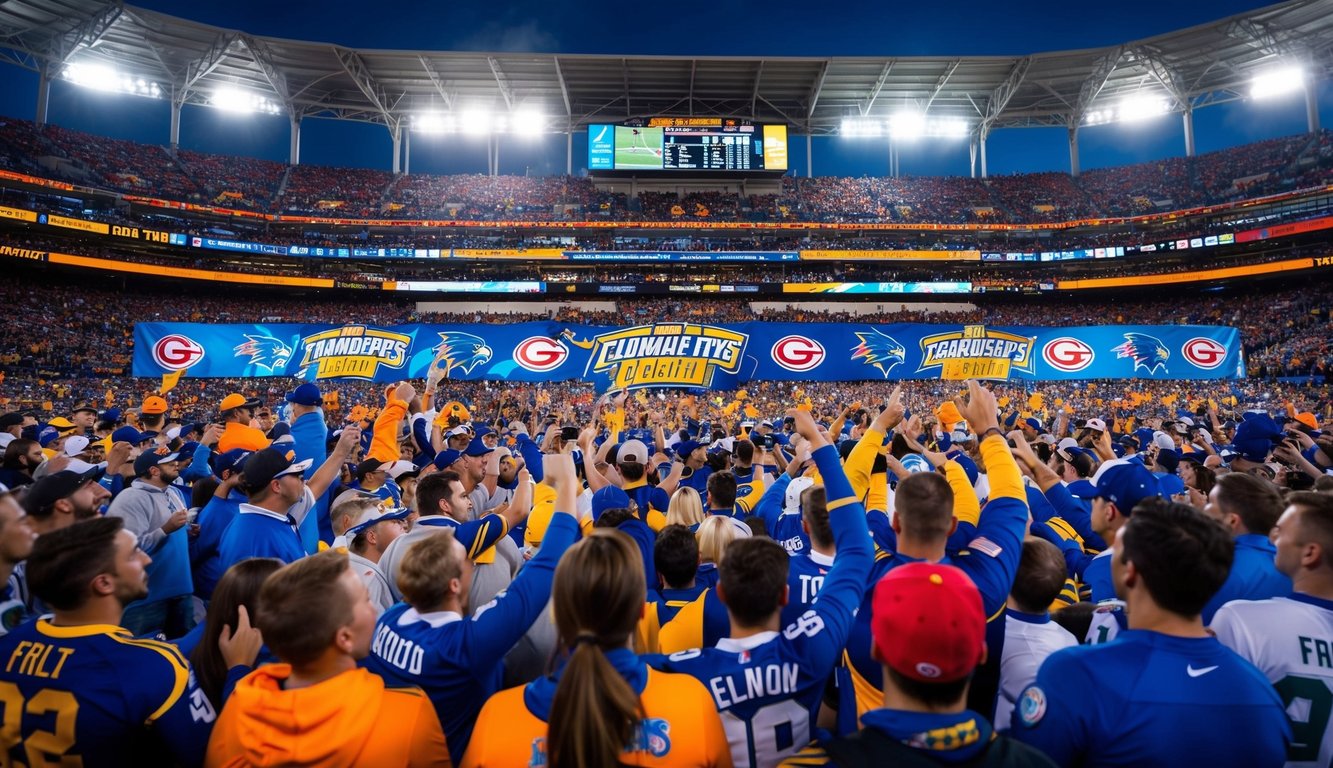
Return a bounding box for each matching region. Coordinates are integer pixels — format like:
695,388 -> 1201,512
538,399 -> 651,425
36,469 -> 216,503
872,563 -> 985,683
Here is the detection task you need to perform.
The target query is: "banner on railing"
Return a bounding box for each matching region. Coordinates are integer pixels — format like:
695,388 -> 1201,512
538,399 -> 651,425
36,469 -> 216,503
133,322 -> 1244,387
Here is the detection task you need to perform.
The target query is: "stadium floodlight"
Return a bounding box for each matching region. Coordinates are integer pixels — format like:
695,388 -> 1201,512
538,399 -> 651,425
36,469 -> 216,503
62,61 -> 163,99
211,87 -> 281,115
511,110 -> 545,136
413,113 -> 456,134
888,111 -> 926,140
840,117 -> 884,138
461,109 -> 494,135
932,117 -> 970,139
1116,93 -> 1169,123
1250,66 -> 1305,99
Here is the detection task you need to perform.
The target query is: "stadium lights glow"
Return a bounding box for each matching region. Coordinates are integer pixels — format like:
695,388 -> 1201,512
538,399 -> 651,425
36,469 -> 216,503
889,112 -> 926,140
841,117 -> 884,138
412,113 -> 457,134
511,110 -> 546,136
1251,66 -> 1305,99
1082,94 -> 1169,126
461,109 -> 495,135
62,61 -> 162,99
211,87 -> 281,115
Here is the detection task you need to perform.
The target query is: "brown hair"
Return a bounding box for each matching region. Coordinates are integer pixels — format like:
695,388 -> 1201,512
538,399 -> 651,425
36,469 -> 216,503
396,530 -> 463,610
191,558 -> 282,709
719,537 -> 790,627
1010,539 -> 1068,614
256,550 -> 354,667
1214,472 -> 1284,535
800,485 -> 834,549
547,530 -> 647,768
26,516 -> 122,611
895,472 -> 955,541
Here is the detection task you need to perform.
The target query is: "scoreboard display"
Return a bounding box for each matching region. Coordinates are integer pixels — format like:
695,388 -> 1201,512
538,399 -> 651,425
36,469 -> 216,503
588,119 -> 787,172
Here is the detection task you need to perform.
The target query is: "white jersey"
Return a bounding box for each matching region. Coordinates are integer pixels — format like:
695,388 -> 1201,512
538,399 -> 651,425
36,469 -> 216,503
1212,593 -> 1333,768
995,611 -> 1078,728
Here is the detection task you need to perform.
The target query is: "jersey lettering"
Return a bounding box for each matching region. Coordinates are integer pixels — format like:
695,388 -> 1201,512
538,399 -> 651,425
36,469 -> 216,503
707,664 -> 799,708
782,610 -> 825,640
799,575 -> 824,604
371,624 -> 425,676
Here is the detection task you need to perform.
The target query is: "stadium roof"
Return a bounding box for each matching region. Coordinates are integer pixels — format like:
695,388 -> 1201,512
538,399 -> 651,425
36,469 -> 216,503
0,0 -> 1331,136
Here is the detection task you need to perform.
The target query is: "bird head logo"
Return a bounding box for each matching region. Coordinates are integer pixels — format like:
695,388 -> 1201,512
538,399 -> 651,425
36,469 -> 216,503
851,329 -> 906,378
433,331 -> 493,376
1113,333 -> 1170,374
233,335 -> 294,373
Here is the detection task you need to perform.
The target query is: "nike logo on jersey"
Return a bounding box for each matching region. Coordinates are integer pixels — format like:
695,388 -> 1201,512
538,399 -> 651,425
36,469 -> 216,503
1186,664 -> 1219,678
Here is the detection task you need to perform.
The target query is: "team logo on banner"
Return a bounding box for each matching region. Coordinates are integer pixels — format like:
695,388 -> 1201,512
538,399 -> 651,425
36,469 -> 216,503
233,334 -> 294,373
154,334 -> 206,371
1042,338 -> 1095,373
1181,337 -> 1226,369
917,326 -> 1035,380
433,331 -> 493,375
569,323 -> 747,390
851,329 -> 906,377
772,335 -> 826,372
294,326 -> 412,380
513,336 -> 568,372
1113,332 -> 1170,374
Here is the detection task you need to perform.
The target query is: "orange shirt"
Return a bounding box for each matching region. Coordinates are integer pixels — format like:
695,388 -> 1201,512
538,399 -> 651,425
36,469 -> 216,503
463,666 -> 731,768
206,665 -> 449,768
218,421 -> 270,454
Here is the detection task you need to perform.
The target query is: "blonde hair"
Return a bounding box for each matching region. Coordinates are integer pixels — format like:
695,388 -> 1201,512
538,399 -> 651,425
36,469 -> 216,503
697,514 -> 743,566
666,486 -> 705,529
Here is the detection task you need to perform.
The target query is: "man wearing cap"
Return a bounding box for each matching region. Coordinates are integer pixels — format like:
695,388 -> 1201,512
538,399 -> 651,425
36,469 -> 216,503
285,382 -> 330,553
39,417 -> 78,460
22,469 -> 109,534
138,396 -> 169,436
217,427 -> 361,571
659,438 -> 712,497
1012,500 -> 1289,766
1058,458 -> 1164,603
341,497 -> 409,615
1199,473 -> 1291,624
217,393 -> 270,454
107,444 -> 193,637
0,412 -> 24,449
650,407 -> 873,767
349,459 -> 400,506
69,404 -> 98,435
790,565 -> 1055,768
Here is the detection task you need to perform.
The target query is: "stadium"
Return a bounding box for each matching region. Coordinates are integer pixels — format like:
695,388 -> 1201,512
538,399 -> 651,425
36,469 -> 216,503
0,0 -> 1330,765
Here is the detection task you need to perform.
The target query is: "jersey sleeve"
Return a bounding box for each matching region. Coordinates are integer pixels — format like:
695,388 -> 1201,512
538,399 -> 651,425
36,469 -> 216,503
118,638 -> 215,766
752,474 -> 791,534
1209,603 -> 1257,660
368,395 -> 408,463
790,444 -> 873,671
454,513 -> 510,560
463,513 -> 579,669
844,428 -> 884,510
1009,649 -> 1097,766
954,436 -> 1029,620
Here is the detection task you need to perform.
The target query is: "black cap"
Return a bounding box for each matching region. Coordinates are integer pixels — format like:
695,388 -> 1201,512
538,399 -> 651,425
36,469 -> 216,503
0,413 -> 23,430
240,448 -> 312,494
22,469 -> 102,517
354,458 -> 385,480
70,404 -> 98,416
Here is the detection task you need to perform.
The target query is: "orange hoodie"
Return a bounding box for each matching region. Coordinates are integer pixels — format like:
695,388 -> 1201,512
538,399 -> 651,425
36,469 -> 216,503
206,665 -> 450,768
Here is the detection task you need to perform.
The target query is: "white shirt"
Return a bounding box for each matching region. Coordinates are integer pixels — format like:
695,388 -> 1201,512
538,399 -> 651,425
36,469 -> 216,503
995,609 -> 1077,729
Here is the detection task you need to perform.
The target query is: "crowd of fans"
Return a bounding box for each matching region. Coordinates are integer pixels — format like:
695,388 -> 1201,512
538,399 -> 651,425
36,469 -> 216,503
1,115 -> 1330,225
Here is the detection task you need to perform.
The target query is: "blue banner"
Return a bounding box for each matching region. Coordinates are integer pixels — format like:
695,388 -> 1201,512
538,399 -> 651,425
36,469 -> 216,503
134,322 -> 1245,388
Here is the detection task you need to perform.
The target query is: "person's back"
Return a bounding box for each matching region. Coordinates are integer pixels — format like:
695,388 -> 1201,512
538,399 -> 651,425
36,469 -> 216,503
0,517 -> 215,767
207,664 -> 443,768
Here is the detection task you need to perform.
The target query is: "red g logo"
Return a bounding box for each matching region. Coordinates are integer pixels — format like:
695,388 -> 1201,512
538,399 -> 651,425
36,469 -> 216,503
513,337 -> 568,372
1182,338 -> 1227,369
153,335 -> 205,371
1042,338 -> 1094,372
772,336 -> 826,372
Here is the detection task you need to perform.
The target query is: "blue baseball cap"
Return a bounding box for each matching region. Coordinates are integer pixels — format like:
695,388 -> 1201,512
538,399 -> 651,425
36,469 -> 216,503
347,503 -> 411,537
111,426 -> 151,445
676,440 -> 704,458
133,446 -> 180,476
1024,417 -> 1046,435
286,383 -> 324,407
591,486 -> 632,521
463,436 -> 494,457
99,408 -> 122,423
1155,448 -> 1181,473
1070,458 -> 1163,513
433,449 -> 463,470
213,448 -> 252,478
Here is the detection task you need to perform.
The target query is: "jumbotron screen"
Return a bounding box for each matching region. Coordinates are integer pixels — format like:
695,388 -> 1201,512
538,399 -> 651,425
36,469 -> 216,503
588,118 -> 788,171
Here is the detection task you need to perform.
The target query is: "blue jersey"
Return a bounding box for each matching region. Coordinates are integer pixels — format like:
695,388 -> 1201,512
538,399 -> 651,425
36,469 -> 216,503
781,551 -> 833,629
648,442 -> 872,768
653,584 -> 707,626
190,489 -> 246,600
1202,533 -> 1292,625
0,619 -> 215,766
364,512 -> 578,765
216,487 -> 315,570
1011,629 -> 1290,767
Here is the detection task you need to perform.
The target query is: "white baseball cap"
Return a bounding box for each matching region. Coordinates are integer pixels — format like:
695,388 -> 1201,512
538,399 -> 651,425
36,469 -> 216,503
1085,418 -> 1107,432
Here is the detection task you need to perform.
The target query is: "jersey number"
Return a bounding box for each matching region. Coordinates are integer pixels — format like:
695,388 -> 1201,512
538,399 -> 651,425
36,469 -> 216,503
0,683 -> 82,767
721,700 -> 809,768
1273,674 -> 1332,763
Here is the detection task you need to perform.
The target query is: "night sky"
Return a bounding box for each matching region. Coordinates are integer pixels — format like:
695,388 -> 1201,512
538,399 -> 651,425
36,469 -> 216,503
1,0 -> 1329,177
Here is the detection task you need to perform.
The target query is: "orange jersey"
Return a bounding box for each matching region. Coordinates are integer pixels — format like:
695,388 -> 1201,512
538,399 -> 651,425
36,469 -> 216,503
217,421 -> 271,453
206,664 -> 449,768
463,663 -> 732,768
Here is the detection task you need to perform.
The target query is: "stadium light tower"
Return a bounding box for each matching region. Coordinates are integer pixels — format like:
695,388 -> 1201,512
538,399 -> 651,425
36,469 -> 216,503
1116,93 -> 1169,123
62,61 -> 163,99
210,87 -> 282,115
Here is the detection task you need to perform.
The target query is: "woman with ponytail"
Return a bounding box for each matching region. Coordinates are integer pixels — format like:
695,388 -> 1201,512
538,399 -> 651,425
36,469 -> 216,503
463,459 -> 732,768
